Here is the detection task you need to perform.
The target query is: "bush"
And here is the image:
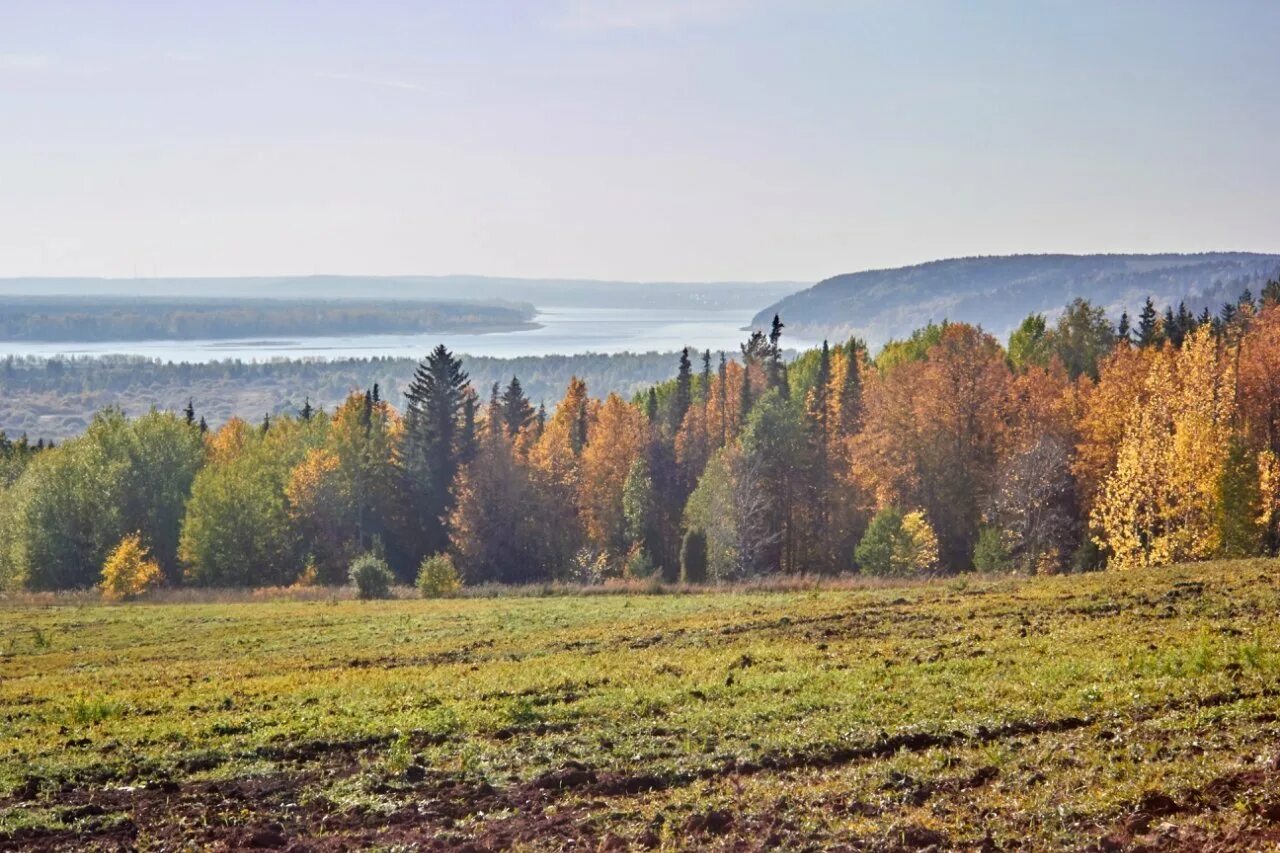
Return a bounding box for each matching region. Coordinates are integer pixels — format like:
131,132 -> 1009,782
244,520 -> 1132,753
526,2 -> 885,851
349,553 -> 394,600
972,526 -> 1014,573
623,547 -> 656,579
855,508 -> 939,576
100,533 -> 163,602
293,556 -> 321,588
416,554 -> 462,599
680,529 -> 708,584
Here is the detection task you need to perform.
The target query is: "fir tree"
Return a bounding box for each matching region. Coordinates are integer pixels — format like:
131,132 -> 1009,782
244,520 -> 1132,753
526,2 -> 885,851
1116,311 -> 1131,343
837,339 -> 864,436
1163,306 -> 1182,349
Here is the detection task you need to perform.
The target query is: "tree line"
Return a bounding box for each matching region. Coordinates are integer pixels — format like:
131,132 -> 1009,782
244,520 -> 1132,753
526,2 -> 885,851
2,278 -> 1280,592
0,296 -> 534,342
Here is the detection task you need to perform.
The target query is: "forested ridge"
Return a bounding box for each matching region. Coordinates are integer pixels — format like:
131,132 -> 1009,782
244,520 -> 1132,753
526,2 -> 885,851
756,252 -> 1280,347
4,277 -> 1280,593
0,296 -> 535,342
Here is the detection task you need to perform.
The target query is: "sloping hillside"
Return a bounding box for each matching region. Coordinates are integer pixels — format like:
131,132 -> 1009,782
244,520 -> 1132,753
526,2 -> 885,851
755,252 -> 1280,347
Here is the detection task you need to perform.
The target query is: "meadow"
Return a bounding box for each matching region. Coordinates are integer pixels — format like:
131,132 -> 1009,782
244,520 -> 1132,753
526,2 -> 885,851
2,561 -> 1280,850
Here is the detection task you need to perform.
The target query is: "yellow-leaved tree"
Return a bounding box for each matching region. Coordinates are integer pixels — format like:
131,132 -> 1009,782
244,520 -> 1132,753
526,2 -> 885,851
100,533 -> 163,602
1093,329 -> 1238,569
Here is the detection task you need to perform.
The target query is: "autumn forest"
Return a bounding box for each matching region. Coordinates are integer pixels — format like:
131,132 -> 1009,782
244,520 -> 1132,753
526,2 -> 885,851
4,280 -> 1280,595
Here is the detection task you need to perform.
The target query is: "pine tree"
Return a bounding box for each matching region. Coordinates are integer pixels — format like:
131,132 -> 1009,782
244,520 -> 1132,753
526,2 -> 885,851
671,348 -> 693,434
1137,297 -> 1159,347
501,376 -> 534,437
402,344 -> 470,561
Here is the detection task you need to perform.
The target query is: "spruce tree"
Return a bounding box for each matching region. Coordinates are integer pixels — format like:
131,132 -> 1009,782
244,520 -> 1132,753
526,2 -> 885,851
768,315 -> 788,398
645,387 -> 658,423
300,396 -> 313,421
1137,297 -> 1159,347
1116,311 -> 1131,343
198,416 -> 208,434
184,398 -> 196,426
1163,306 -> 1181,348
671,347 -> 693,434
403,344 -> 470,560
716,352 -> 728,447
837,339 -> 864,436
501,376 -> 534,437
700,349 -> 712,406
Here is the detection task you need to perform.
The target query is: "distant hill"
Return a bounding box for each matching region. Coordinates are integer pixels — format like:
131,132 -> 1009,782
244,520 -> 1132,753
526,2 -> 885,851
753,253 -> 1280,348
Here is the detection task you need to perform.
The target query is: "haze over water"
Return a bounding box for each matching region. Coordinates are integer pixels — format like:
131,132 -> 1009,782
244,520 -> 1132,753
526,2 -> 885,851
0,306 -> 819,363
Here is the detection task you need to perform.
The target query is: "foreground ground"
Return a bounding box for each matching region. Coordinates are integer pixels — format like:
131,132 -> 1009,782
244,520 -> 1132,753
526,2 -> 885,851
2,562 -> 1280,850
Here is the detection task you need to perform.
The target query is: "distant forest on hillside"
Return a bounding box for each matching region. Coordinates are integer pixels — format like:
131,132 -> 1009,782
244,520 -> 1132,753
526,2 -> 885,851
0,351 -> 688,440
0,296 -> 537,342
756,252 -> 1280,346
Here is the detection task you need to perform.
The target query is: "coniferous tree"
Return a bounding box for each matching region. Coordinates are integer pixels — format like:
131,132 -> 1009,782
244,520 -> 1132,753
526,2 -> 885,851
836,339 -> 864,437
459,388 -> 478,464
402,344 -> 470,561
1137,297 -> 1160,347
700,349 -> 713,406
198,416 -> 208,434
184,398 -> 196,426
501,376 -> 534,438
1117,311 -> 1131,344
646,388 -> 659,423
768,315 -> 789,398
1163,306 -> 1182,349
717,352 -> 728,447
262,412 -> 271,433
535,402 -> 547,438
1262,277 -> 1280,307
671,348 -> 693,435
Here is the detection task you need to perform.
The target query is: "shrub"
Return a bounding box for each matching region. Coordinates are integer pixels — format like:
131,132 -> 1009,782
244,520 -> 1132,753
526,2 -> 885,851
293,556 -> 320,588
855,507 -> 903,575
416,554 -> 462,599
972,526 -> 1014,573
349,553 -> 394,600
680,529 -> 708,584
100,533 -> 163,602
855,508 -> 939,576
624,547 -> 656,579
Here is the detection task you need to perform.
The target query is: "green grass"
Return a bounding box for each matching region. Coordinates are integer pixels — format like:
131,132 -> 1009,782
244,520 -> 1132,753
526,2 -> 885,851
3,561 -> 1280,849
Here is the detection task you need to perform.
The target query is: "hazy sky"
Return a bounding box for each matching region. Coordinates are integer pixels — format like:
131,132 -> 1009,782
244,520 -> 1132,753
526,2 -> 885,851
2,0 -> 1278,282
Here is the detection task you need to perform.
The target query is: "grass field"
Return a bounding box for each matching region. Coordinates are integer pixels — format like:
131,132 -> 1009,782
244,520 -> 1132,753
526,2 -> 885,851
3,562 -> 1280,850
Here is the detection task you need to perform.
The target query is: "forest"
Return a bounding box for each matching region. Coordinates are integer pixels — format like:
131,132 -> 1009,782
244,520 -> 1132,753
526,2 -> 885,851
0,351 -> 686,440
0,296 -> 535,342
3,278 -> 1280,593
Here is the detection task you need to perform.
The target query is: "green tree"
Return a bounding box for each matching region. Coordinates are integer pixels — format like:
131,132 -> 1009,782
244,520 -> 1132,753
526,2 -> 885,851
402,345 -> 470,562
1007,314 -> 1051,371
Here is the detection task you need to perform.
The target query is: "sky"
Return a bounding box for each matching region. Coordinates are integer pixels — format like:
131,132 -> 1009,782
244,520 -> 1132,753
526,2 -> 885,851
1,0 -> 1278,283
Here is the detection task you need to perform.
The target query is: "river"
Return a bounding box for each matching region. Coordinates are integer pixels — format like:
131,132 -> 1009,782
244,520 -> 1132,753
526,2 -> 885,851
0,306 -> 821,363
